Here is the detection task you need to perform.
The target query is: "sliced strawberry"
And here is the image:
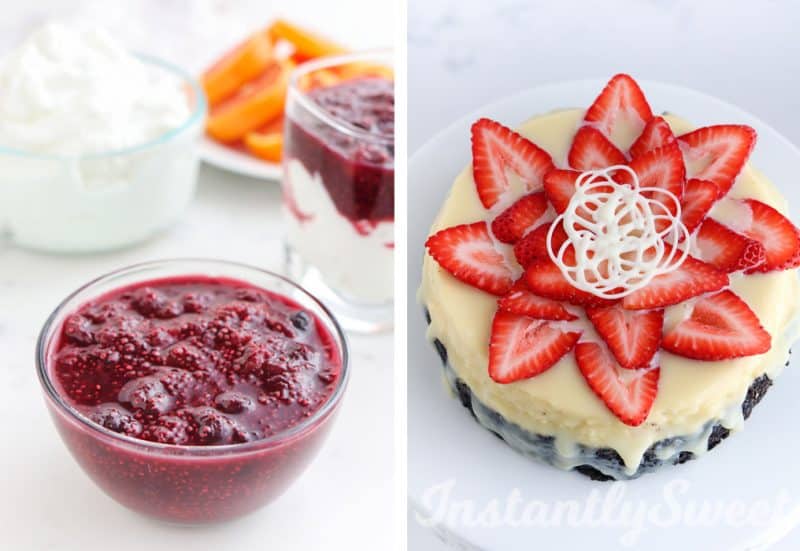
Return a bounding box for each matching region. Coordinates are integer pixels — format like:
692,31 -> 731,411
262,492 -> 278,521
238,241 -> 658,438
584,74 -> 653,142
622,251 -> 728,310
498,279 -> 577,321
695,218 -> 766,272
513,222 -> 568,268
629,116 -> 676,159
662,290 -> 771,360
488,311 -> 581,383
568,126 -> 627,171
471,118 -> 555,208
490,192 -> 549,244
425,222 -> 513,296
776,226 -> 800,270
677,125 -> 756,197
524,257 -> 615,307
621,142 -> 685,208
736,199 -> 800,273
680,178 -> 719,234
513,231 -> 543,269
585,305 -> 663,369
575,342 -> 659,426
543,169 -> 581,213
543,167 -> 613,223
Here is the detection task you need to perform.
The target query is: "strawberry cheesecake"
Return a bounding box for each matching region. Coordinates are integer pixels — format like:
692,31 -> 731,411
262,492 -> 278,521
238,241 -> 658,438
420,74 -> 800,480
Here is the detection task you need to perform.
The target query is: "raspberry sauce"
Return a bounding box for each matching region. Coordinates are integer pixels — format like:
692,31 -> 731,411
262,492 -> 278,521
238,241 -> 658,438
44,275 -> 344,523
285,77 -> 394,224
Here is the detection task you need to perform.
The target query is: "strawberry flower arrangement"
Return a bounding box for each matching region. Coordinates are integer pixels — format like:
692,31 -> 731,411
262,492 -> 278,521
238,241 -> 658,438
425,74 -> 800,427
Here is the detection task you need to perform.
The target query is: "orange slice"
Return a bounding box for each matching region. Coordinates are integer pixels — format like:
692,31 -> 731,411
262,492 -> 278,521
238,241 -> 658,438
206,60 -> 293,143
267,19 -> 347,59
202,31 -> 273,107
245,131 -> 283,162
336,62 -> 394,81
260,114 -> 285,135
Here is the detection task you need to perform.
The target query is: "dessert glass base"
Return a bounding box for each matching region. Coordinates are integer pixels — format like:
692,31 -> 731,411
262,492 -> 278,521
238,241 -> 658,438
285,244 -> 393,334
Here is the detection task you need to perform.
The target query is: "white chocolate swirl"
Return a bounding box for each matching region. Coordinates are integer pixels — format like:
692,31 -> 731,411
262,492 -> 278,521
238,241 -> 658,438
547,165 -> 690,299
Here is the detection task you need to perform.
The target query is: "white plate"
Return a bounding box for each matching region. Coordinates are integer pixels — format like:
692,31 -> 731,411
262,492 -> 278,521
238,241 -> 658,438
408,80 -> 800,551
200,136 -> 282,180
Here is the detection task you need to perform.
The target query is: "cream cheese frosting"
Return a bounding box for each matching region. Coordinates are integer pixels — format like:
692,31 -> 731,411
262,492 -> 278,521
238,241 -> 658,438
420,108 -> 800,475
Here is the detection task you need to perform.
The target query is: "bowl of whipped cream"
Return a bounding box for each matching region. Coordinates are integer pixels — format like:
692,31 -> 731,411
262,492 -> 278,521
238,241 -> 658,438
0,22 -> 207,253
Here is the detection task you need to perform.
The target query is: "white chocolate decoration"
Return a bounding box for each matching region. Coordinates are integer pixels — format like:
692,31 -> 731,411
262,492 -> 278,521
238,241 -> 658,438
547,165 -> 690,299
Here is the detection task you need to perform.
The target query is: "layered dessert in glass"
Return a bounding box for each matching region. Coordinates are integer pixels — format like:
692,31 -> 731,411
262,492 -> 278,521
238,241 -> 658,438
283,51 -> 394,333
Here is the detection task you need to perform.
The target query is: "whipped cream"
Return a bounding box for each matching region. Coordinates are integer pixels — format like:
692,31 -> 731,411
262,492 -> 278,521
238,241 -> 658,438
0,22 -> 201,253
548,165 -> 690,299
0,22 -> 190,155
284,159 -> 394,303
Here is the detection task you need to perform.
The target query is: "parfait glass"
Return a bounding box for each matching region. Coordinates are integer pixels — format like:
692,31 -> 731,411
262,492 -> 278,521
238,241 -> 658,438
282,50 -> 394,334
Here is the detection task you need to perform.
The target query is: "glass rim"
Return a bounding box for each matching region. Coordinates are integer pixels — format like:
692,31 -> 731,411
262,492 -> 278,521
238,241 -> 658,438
35,258 -> 351,456
0,53 -> 208,161
287,49 -> 394,146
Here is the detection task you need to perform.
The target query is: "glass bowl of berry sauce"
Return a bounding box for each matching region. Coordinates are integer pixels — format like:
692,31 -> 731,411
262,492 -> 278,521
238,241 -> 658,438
36,259 -> 349,524
282,50 -> 394,334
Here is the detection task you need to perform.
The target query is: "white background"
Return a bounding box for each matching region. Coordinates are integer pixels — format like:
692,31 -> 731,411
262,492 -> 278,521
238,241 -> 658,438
0,0 -> 393,72
409,0 -> 800,549
409,0 -> 800,152
0,1 -> 395,550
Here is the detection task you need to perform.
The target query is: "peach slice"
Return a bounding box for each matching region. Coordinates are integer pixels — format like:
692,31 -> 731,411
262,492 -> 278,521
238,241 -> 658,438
202,31 -> 273,107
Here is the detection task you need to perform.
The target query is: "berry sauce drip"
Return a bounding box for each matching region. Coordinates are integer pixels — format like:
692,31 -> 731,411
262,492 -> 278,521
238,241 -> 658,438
308,77 -> 394,139
285,76 -> 394,223
52,276 -> 342,446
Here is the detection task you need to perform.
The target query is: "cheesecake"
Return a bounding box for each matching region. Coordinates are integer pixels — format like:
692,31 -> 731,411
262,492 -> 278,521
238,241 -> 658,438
420,74 -> 800,480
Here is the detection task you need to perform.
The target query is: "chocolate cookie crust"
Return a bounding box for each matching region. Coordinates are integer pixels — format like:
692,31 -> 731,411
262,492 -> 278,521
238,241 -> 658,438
426,310 -> 786,480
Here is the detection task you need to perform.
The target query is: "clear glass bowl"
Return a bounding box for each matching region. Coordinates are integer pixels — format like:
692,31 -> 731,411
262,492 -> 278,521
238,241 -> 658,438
0,55 -> 207,254
282,50 -> 394,334
36,259 -> 349,524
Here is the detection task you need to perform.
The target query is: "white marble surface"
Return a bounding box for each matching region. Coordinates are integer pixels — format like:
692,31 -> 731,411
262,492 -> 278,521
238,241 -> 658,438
408,0 -> 800,549
409,0 -> 800,153
0,1 -> 394,549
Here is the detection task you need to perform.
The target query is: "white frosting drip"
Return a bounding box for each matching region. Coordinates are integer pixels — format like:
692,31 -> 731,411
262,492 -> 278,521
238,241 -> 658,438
547,165 -> 690,299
